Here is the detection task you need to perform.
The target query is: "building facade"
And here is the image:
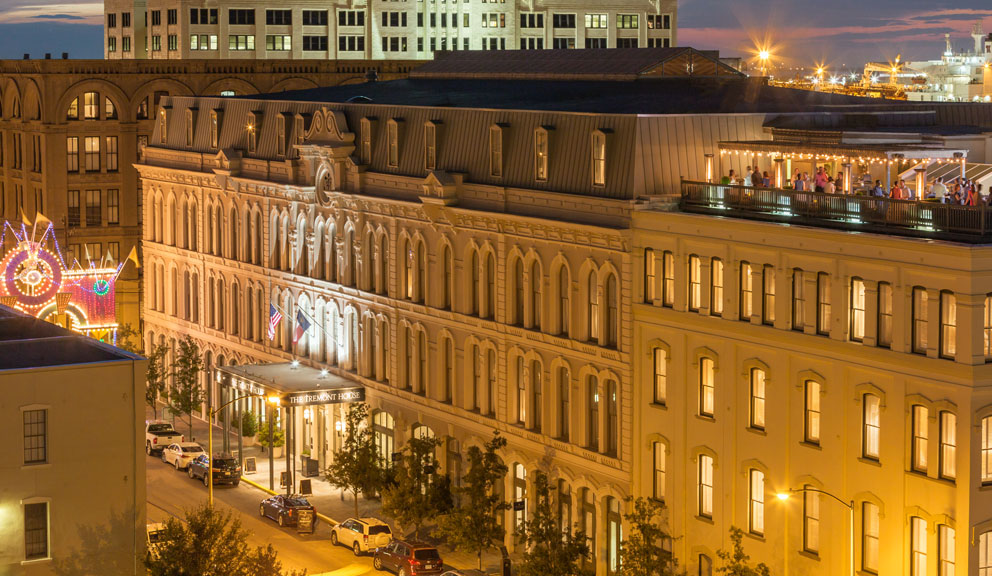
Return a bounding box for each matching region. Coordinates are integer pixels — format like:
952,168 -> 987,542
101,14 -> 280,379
137,49 -> 992,574
0,305 -> 146,574
103,0 -> 677,61
0,58 -> 416,331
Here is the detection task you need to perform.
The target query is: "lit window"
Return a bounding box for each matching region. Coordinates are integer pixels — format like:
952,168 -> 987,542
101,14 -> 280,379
805,380 -> 820,444
644,248 -> 656,303
711,258 -> 724,316
863,394 -> 880,460
911,517 -> 927,576
878,282 -> 893,348
688,255 -> 701,312
489,125 -> 503,177
387,120 -> 399,168
591,131 -> 606,186
653,441 -> 665,501
851,278 -> 865,341
980,532 -> 992,576
803,488 -> 819,553
762,265 -> 775,325
940,291 -> 956,359
939,411 -> 956,480
912,405 -> 928,473
698,454 -> 713,518
662,251 -> 675,307
588,272 -> 599,342
862,502 -> 880,573
83,91 -> 99,119
748,469 -> 764,535
816,272 -> 831,335
739,262 -> 752,321
749,368 -> 765,430
939,525 -> 955,576
424,122 -> 436,171
913,287 -> 928,354
792,268 -> 805,331
699,357 -> 715,418
653,347 -> 667,404
535,127 -> 548,181
982,416 -> 992,484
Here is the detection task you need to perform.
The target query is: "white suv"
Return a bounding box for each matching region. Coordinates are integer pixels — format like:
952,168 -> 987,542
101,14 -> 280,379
330,517 -> 392,556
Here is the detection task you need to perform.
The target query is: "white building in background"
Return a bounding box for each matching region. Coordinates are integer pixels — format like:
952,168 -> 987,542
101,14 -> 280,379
0,305 -> 146,575
103,0 -> 677,60
887,24 -> 992,102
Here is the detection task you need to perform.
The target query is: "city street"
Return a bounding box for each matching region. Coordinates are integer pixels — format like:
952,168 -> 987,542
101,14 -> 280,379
146,452 -> 375,575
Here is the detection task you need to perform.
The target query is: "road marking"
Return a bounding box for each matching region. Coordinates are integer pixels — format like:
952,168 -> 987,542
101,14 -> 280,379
309,565 -> 371,576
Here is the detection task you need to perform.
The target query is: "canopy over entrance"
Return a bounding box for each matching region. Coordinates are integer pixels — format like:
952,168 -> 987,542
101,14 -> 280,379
218,362 -> 365,406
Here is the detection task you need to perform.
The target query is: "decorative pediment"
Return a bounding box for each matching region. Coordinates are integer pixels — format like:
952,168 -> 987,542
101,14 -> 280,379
303,108 -> 356,146
213,148 -> 243,190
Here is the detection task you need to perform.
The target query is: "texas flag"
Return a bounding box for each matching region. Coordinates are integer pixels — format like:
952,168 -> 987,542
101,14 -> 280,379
293,309 -> 311,344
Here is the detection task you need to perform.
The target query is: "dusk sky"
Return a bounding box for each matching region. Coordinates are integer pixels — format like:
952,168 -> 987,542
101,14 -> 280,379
0,0 -> 990,68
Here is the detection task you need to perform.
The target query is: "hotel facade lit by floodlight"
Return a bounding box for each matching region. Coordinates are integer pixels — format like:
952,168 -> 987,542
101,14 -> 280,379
139,49 -> 992,575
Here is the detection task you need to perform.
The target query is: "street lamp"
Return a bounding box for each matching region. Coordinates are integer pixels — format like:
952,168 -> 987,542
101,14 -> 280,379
776,487 -> 854,576
207,392 -> 281,507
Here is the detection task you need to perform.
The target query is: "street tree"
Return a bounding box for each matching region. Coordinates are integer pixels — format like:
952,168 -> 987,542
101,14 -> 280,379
716,527 -> 770,576
115,322 -> 143,355
144,504 -> 302,576
619,497 -> 680,576
515,471 -> 589,576
145,343 -> 169,420
435,431 -> 510,570
324,402 -> 384,517
168,336 -> 205,440
381,434 -> 453,539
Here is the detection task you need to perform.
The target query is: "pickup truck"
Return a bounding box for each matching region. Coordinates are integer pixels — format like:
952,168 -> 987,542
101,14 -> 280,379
145,420 -> 183,455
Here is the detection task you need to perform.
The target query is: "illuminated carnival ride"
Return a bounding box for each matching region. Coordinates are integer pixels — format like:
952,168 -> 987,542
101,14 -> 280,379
0,219 -> 129,344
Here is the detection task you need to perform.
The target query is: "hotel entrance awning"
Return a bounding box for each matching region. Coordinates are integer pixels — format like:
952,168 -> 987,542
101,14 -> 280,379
218,362 -> 365,406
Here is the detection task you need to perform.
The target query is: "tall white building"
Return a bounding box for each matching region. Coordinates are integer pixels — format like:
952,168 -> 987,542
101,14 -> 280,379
103,0 -> 677,60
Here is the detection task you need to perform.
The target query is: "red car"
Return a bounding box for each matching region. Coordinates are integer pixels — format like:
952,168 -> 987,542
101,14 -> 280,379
373,540 -> 444,576
259,495 -> 314,528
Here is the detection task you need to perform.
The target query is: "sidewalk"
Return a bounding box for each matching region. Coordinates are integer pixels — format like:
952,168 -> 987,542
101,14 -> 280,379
148,404 -> 519,574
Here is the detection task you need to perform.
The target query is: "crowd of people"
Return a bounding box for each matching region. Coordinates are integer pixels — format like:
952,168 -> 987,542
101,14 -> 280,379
720,165 -> 986,206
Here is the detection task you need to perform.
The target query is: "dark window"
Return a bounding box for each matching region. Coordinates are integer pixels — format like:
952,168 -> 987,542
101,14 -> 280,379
552,13 -> 575,28
303,36 -> 328,51
107,13 -> 116,27
228,9 -> 255,25
190,9 -> 218,24
23,409 -> 47,464
24,502 -> 48,560
151,10 -> 161,26
167,9 -> 177,25
266,9 -> 292,25
67,190 -> 80,226
302,10 -> 327,26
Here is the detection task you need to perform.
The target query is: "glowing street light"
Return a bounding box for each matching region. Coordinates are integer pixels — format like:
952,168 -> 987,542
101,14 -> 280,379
777,488 -> 854,576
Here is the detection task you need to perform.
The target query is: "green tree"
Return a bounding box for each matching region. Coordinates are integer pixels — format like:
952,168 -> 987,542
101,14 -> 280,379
145,344 -> 169,420
515,471 -> 590,576
619,497 -> 679,576
144,504 -> 303,576
435,430 -> 510,570
381,434 -> 453,539
240,409 -> 259,438
258,425 -> 285,451
168,336 -> 205,440
324,403 -> 385,517
115,322 -> 143,355
716,527 -> 770,576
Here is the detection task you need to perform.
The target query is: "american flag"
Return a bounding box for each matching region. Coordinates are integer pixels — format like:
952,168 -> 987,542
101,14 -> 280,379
267,304 -> 283,341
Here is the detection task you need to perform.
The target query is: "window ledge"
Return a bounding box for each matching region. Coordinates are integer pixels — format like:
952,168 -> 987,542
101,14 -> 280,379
650,402 -> 668,411
21,557 -> 52,566
746,427 -> 766,436
798,550 -> 820,562
694,515 -> 714,525
857,457 -> 881,468
21,463 -> 51,471
695,414 -> 716,423
799,441 -> 822,451
744,531 -> 765,543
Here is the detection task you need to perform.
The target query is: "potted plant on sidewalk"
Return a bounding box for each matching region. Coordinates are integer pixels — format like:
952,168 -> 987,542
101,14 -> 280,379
258,426 -> 285,458
239,410 -> 258,447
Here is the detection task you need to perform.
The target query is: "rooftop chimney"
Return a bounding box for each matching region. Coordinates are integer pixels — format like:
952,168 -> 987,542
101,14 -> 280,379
22,53 -> 29,60
44,53 -> 51,60
62,52 -> 68,60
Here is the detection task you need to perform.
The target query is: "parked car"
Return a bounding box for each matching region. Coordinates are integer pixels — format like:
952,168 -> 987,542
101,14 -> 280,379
161,442 -> 204,470
259,494 -> 315,528
146,522 -> 167,559
188,453 -> 241,487
145,420 -> 183,455
330,517 -> 392,556
373,540 -> 444,576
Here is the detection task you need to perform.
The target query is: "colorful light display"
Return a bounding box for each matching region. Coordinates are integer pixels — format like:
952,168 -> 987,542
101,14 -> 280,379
0,220 -> 122,343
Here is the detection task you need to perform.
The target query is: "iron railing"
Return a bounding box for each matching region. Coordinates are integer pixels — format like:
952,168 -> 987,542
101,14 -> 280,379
680,180 -> 992,243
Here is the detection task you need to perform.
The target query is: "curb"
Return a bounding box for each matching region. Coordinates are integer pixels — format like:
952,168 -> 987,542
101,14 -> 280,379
240,476 -> 338,527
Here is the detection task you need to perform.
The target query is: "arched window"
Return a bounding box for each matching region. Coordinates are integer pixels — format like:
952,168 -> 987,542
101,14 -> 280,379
403,238 -> 414,301
558,266 -> 570,336
530,260 -> 542,331
587,374 -> 600,451
531,360 -> 542,433
587,272 -> 599,342
229,207 -> 239,262
326,223 -> 338,282
749,368 -> 766,430
373,411 -> 395,468
404,326 -> 415,389
344,228 -> 355,286
416,241 -> 427,304
470,249 -> 480,316
472,344 -> 482,411
442,337 -> 454,403
351,230 -> 361,288
485,253 -> 496,320
441,245 -> 453,310
365,230 -> 376,290
513,258 -> 524,326
606,274 -> 618,348
230,283 -> 241,337
486,348 -> 496,415
644,248 -> 656,303
378,234 -> 389,295
605,379 -> 618,455
417,330 -> 428,395
699,358 -> 715,417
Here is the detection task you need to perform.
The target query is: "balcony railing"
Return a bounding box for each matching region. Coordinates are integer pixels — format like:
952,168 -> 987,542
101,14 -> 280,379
680,180 -> 992,244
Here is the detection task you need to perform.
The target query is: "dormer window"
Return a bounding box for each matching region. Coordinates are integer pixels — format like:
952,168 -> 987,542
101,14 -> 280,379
387,119 -> 400,168
209,109 -> 221,149
277,114 -> 287,157
360,117 -> 372,163
184,109 -> 195,147
591,130 -> 607,187
158,108 -> 168,144
247,112 -> 258,153
534,127 -> 549,182
424,121 -> 437,171
295,115 -> 304,147
489,124 -> 504,178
